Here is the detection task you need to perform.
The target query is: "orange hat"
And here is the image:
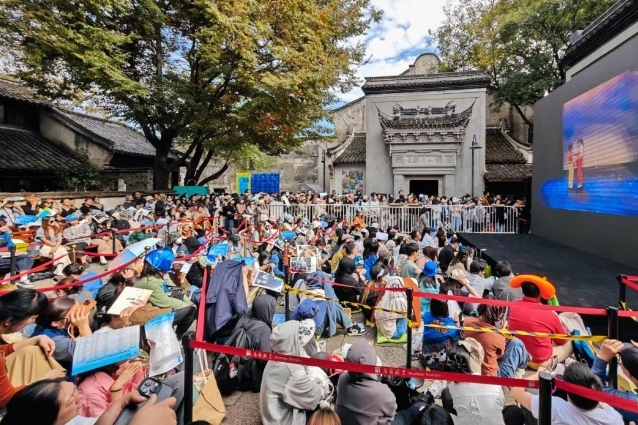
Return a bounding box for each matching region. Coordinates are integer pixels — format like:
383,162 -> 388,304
510,274 -> 556,300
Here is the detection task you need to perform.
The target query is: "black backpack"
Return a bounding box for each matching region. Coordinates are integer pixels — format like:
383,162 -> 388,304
212,322 -> 252,395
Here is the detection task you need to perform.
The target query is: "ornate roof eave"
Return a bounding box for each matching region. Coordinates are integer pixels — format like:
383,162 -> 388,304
378,100 -> 475,131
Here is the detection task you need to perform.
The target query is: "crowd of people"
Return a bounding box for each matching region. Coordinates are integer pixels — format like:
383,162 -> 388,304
0,189 -> 631,425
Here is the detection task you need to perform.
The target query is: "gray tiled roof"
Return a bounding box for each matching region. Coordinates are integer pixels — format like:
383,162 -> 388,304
333,132 -> 366,164
484,128 -> 531,181
485,128 -> 527,164
362,71 -> 491,93
0,77 -> 49,105
49,109 -> 157,157
0,125 -> 84,172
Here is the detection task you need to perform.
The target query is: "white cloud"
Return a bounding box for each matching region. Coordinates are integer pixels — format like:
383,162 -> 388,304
337,0 -> 454,103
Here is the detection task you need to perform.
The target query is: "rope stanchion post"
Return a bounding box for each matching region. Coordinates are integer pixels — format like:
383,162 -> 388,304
538,371 -> 553,425
9,246 -> 16,279
284,240 -> 290,321
618,274 -> 627,334
182,332 -> 194,424
111,229 -> 116,256
71,246 -> 77,264
406,287 -> 413,369
607,306 -> 619,389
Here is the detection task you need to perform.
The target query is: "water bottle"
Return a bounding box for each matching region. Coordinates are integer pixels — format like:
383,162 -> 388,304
229,362 -> 238,379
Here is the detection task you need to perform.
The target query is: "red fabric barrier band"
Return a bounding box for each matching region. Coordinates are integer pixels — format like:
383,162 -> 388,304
189,339 -> 540,389
554,379 -> 638,413
195,267 -> 209,342
618,310 -> 638,318
621,277 -> 638,294
37,253 -> 144,292
0,255 -> 66,285
282,272 -> 606,316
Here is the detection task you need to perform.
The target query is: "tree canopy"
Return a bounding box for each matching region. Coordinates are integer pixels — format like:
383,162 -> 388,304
0,0 -> 380,188
431,0 -> 616,130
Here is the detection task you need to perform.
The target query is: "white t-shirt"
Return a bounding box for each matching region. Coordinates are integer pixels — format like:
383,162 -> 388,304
449,381 -> 505,425
530,394 -> 623,425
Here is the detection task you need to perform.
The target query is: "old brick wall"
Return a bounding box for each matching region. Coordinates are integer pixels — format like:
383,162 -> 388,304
201,140 -> 323,193
102,169 -> 153,192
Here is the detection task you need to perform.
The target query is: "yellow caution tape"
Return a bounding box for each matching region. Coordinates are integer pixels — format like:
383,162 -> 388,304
286,285 -> 606,342
619,301 -> 638,322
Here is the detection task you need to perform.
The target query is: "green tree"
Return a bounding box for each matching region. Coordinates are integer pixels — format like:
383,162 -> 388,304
0,0 -> 380,188
57,150 -> 104,192
431,0 -> 616,131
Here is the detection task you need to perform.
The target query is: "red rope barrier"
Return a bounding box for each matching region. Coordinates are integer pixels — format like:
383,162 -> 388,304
621,276 -> 638,294
555,379 -> 638,412
79,251 -> 118,258
0,255 -> 67,285
189,339 -> 540,389
284,272 -> 607,316
37,253 -> 145,292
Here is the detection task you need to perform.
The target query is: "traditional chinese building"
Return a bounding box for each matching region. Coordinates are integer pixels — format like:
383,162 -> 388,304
327,53 -> 533,198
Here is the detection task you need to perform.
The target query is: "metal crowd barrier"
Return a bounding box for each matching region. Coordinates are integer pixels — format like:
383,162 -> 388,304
269,203 -> 520,234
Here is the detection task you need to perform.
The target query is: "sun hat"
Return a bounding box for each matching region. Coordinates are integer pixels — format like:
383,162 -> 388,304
423,261 -> 440,277
510,274 -> 556,300
458,338 -> 484,374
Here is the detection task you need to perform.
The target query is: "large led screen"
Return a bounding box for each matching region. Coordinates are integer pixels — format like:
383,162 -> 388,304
539,71 -> 638,215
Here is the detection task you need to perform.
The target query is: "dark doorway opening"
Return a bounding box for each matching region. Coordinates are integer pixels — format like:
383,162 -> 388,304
409,179 -> 439,197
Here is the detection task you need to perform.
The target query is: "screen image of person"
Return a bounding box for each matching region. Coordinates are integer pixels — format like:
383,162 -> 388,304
540,70 -> 638,216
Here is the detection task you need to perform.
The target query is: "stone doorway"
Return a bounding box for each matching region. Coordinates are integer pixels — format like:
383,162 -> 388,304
409,178 -> 441,198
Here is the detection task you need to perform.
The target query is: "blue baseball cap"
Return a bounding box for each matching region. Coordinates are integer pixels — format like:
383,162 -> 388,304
66,214 -> 78,222
140,220 -> 154,226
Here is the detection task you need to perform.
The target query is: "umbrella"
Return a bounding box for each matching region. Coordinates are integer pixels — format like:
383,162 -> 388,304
108,238 -> 160,271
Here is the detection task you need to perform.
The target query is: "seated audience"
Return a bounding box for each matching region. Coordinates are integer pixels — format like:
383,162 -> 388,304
333,242 -> 364,305
418,261 -> 440,314
31,297 -> 93,371
134,248 -> 196,339
62,264 -> 104,300
441,339 -> 524,424
420,298 -> 461,371
336,339 -> 427,425
228,292 -> 277,392
54,278 -> 93,304
260,320 -> 323,425
36,217 -> 72,276
463,303 -> 530,377
0,289 -> 64,409
507,277 -> 572,368
374,276 -> 408,340
2,378 -> 179,425
510,362 -> 623,424
491,261 -> 522,301
77,361 -> 146,418
590,339 -> 638,423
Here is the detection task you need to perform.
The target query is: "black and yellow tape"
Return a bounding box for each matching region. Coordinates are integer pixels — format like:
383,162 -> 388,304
285,285 -> 606,342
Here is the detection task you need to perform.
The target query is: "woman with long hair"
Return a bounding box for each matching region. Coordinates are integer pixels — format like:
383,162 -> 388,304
362,238 -> 380,280
0,290 -> 64,409
36,217 -> 71,277
445,248 -> 470,277
462,303 -> 530,378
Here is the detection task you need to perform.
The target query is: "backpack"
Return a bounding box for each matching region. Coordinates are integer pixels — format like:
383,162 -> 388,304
571,330 -> 596,367
559,312 -> 596,367
212,321 -> 260,395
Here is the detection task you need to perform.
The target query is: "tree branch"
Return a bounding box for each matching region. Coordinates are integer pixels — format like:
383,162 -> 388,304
511,101 -> 534,129
197,161 -> 230,186
194,149 -> 214,182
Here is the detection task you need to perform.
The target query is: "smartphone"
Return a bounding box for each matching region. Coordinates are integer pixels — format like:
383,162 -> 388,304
113,378 -> 175,425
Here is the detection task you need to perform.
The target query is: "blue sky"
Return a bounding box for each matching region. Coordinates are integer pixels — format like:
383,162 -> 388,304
335,0 -> 454,106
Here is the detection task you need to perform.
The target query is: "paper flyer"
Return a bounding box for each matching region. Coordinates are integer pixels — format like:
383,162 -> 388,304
252,270 -> 284,292
71,326 -> 140,376
290,256 -> 317,273
107,287 -> 152,315
208,242 -> 229,259
144,312 -> 183,376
